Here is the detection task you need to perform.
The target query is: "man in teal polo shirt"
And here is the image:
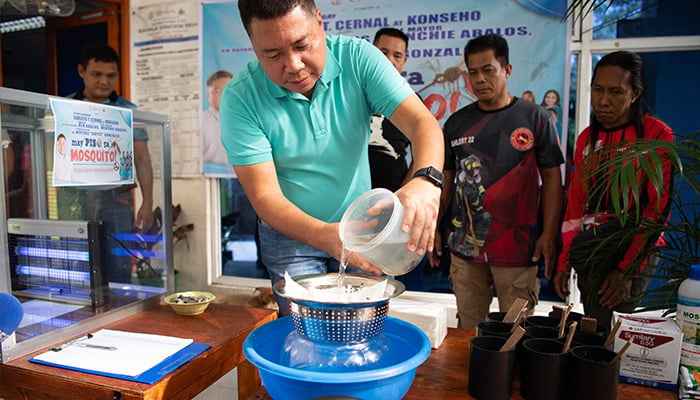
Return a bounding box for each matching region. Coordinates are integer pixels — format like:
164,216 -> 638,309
221,0 -> 445,314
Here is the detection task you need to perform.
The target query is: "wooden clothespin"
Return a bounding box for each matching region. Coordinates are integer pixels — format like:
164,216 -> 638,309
558,303 -> 573,338
604,319 -> 623,347
611,337 -> 634,363
510,308 -> 527,332
562,321 -> 578,353
551,304 -> 566,319
580,317 -> 598,333
503,298 -> 529,323
501,326 -> 526,352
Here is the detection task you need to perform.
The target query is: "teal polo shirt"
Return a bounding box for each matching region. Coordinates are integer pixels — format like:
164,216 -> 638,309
220,34 -> 413,223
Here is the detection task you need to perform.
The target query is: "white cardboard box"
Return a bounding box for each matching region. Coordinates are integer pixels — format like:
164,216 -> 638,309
614,314 -> 683,391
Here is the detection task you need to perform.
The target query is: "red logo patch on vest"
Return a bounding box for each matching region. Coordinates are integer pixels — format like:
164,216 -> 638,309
510,128 -> 534,151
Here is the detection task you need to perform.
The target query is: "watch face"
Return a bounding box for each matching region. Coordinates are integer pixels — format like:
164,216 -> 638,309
415,167 -> 444,188
428,167 -> 444,183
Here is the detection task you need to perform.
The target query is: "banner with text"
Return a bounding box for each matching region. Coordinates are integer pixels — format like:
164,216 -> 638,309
201,0 -> 569,176
50,98 -> 135,187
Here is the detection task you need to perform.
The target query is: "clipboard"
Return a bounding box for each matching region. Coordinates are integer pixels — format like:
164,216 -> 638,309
30,342 -> 210,384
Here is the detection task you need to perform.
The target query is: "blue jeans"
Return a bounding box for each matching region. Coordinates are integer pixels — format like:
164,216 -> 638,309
258,219 -> 365,316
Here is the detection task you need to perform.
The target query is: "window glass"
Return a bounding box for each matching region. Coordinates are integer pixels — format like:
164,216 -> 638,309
1,91 -> 170,345
593,0 -> 700,40
591,50 -> 700,137
221,178 -> 266,280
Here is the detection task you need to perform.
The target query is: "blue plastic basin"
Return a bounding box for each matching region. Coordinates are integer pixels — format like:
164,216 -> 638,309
243,316 -> 431,400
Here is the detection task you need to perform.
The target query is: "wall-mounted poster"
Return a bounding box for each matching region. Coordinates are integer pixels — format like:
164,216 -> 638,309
130,0 -> 200,179
200,0 -> 570,177
50,98 -> 135,187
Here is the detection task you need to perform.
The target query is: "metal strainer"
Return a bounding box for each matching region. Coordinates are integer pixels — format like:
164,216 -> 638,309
273,273 -> 405,343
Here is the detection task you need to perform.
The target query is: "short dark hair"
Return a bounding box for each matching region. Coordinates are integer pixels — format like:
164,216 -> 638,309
57,133 -> 66,141
206,70 -> 234,87
464,34 -> 509,68
373,28 -> 409,50
79,43 -> 119,69
238,0 -> 317,34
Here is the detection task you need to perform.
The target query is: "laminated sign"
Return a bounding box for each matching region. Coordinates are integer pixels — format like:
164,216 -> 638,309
50,98 -> 135,187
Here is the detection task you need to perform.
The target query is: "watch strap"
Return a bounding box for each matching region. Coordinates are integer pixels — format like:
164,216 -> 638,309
412,166 -> 444,189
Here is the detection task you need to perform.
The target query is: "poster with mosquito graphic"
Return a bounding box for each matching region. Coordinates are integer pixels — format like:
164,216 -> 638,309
201,0 -> 569,176
50,98 -> 135,187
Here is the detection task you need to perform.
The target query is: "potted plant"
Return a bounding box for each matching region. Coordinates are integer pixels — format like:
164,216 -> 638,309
132,204 -> 194,288
559,0 -> 699,314
570,133 -> 699,314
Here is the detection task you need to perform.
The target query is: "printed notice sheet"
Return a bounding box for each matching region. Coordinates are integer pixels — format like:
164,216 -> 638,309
50,98 -> 135,187
131,0 -> 200,178
31,329 -> 193,377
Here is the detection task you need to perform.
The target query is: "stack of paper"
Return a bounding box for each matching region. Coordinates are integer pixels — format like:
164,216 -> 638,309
388,297 -> 447,349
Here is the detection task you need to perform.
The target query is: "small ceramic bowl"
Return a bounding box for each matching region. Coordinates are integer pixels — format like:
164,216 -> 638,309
164,291 -> 216,316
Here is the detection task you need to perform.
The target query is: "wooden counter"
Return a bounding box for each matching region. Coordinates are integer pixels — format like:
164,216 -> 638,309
249,327 -> 678,400
0,303 -> 276,400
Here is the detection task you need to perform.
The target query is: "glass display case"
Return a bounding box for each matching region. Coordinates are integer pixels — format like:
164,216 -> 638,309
0,87 -> 173,362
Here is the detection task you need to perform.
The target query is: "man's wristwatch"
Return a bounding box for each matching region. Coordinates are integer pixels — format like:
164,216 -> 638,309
412,166 -> 444,189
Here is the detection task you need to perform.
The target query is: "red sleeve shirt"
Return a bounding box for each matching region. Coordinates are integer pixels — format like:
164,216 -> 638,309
557,115 -> 674,272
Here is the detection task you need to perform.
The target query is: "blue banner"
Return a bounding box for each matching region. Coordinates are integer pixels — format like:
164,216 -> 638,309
200,0 -> 568,176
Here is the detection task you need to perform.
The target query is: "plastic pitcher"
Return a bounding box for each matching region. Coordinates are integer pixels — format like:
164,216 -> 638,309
339,188 -> 423,276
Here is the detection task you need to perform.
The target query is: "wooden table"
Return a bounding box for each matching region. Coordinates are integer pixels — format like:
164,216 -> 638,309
0,303 -> 277,400
249,327 -> 678,400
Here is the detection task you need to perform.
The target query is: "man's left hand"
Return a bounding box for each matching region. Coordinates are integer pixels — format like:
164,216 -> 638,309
532,233 -> 557,279
136,204 -> 154,233
395,178 -> 441,256
598,269 -> 632,308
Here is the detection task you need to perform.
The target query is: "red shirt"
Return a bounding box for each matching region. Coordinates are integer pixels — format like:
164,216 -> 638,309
557,115 -> 674,272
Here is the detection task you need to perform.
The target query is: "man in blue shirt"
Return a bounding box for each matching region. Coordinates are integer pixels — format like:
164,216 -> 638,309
60,44 -> 154,283
221,0 -> 444,313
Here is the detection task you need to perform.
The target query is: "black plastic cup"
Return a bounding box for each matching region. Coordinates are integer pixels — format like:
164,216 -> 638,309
468,336 -> 516,400
565,345 -> 619,400
518,325 -> 561,360
520,338 -> 569,400
486,311 -> 506,322
570,331 -> 606,347
549,310 -> 584,323
476,321 -> 514,339
523,315 -> 562,328
548,311 -> 609,337
524,325 -> 560,340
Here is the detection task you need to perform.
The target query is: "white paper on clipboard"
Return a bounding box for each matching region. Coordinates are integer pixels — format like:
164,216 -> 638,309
31,329 -> 192,377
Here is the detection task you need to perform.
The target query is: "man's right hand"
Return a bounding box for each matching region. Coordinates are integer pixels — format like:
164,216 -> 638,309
428,231 -> 443,267
553,270 -> 570,300
322,222 -> 383,275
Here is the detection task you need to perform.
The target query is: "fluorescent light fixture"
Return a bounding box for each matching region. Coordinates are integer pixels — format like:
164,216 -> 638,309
17,246 -> 90,262
16,265 -> 91,282
0,17 -> 46,34
111,232 -> 163,243
112,248 -> 164,258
